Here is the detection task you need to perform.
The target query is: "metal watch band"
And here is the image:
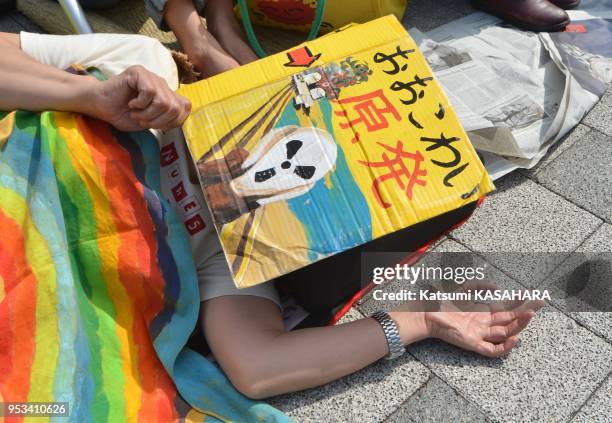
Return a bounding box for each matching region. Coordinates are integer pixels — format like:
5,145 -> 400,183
371,311 -> 405,360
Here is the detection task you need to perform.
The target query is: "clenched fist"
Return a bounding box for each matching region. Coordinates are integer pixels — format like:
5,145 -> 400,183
85,65 -> 192,132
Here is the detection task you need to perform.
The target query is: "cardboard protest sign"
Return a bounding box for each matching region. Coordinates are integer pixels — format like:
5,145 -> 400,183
179,15 -> 494,288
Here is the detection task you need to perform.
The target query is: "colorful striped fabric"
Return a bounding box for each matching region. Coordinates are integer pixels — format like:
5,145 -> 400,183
0,109 -> 289,422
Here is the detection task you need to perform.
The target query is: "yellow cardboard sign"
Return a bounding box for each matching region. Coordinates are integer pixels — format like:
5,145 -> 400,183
179,16 -> 495,288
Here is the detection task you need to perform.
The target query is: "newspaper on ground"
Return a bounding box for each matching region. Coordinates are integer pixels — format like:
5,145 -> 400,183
409,0 -> 612,179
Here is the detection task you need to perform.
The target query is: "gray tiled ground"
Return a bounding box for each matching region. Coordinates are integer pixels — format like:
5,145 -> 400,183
365,240 -> 612,422
572,373 -> 612,423
270,309 -> 431,423
535,128 -> 611,223
386,375 -> 489,423
520,124 -> 592,177
405,244 -> 612,422
450,172 -> 602,254
544,223 -> 612,342
449,172 -> 602,286
583,90 -> 612,136
579,222 -> 612,253
410,312 -> 612,423
2,4 -> 611,423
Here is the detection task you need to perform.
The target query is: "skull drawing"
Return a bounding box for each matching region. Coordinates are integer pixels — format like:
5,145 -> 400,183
231,126 -> 337,205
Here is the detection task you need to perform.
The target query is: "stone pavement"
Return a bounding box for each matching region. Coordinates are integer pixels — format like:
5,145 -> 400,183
2,1 -> 610,422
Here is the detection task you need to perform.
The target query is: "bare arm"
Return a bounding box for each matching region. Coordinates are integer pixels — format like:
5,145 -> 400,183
0,32 -> 190,131
201,296 -> 428,400
0,33 -> 98,115
202,292 -> 541,400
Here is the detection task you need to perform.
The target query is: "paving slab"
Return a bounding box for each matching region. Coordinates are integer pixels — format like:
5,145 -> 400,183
270,308 -> 431,423
544,223 -> 612,342
578,222 -> 612,253
450,172 -> 602,286
409,313 -> 612,423
535,128 -> 611,223
572,373 -> 612,423
520,124 -> 592,178
386,375 -> 488,423
359,240 -> 612,422
400,242 -> 612,422
583,88 -> 612,136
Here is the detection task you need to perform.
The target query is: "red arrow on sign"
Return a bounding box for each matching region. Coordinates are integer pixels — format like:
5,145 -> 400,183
284,46 -> 321,68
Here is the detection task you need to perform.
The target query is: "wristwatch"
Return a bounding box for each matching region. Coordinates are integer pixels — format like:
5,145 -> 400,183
371,311 -> 405,360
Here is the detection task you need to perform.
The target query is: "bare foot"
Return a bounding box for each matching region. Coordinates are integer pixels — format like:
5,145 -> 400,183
186,29 -> 240,78
164,0 -> 240,78
205,0 -> 259,65
208,20 -> 259,65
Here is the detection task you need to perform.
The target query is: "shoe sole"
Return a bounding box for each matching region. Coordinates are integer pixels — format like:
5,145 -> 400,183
471,0 -> 570,32
504,17 -> 570,32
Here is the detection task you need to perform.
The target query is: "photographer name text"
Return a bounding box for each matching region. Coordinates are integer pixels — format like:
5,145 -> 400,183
372,289 -> 551,302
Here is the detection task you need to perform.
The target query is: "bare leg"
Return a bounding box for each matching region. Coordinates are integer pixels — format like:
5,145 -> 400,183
165,0 -> 239,77
204,0 -> 258,65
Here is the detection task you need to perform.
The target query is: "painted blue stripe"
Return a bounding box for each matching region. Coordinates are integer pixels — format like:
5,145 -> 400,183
276,100 -> 373,261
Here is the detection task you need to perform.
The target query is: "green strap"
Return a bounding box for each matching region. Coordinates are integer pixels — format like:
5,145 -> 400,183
238,0 -> 327,58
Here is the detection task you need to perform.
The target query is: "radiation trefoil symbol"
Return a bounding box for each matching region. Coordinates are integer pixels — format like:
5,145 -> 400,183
231,125 -> 337,205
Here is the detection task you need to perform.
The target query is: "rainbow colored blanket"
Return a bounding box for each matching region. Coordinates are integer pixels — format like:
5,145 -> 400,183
0,110 -> 288,422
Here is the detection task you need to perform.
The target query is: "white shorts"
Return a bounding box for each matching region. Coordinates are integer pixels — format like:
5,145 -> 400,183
197,252 -> 280,307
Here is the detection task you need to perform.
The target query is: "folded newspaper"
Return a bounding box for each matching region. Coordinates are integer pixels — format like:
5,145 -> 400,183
409,0 -> 612,179
179,16 -> 494,288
